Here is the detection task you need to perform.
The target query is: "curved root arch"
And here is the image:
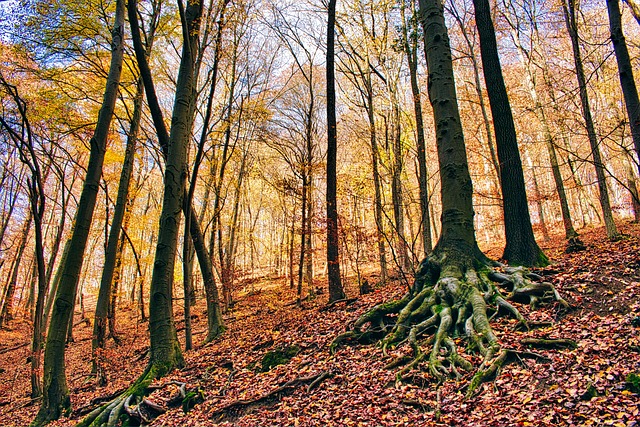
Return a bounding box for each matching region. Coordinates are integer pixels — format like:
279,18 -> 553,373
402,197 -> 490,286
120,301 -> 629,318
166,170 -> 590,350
331,251 -> 569,397
76,362 -> 184,427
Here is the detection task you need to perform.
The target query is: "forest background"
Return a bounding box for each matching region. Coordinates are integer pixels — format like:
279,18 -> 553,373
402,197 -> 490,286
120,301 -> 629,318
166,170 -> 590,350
0,0 -> 639,425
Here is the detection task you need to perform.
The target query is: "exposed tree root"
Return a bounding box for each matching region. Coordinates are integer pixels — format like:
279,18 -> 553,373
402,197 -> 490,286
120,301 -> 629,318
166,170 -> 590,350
210,371 -> 332,422
331,249 -> 569,398
76,365 -> 187,427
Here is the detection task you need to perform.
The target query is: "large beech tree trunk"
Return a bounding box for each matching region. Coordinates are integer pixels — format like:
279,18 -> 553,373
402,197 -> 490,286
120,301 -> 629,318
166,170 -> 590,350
332,0 -> 567,398
32,0 -> 125,423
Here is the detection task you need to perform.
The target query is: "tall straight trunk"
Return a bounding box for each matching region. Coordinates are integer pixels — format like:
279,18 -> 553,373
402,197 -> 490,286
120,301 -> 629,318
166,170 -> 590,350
0,210 -> 32,326
92,76 -> 144,380
608,0 -> 640,172
527,154 -> 550,241
365,73 -> 388,284
128,0 -> 223,343
401,0 -> 431,255
43,239 -> 70,330
326,0 -> 345,302
145,0 -> 208,374
391,103 -> 410,271
297,174 -> 308,304
563,0 -> 619,240
472,0 -> 547,266
33,0 -> 125,422
304,175 -> 313,287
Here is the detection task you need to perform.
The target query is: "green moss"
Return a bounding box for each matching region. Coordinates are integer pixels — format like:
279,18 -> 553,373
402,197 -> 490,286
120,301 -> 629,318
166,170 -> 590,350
626,373 -> 640,393
259,345 -> 300,372
182,387 -> 205,412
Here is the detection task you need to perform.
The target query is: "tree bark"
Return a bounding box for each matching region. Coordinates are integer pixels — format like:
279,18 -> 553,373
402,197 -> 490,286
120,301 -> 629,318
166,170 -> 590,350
326,0 -> 345,302
401,1 -> 432,256
92,76 -> 144,382
563,0 -> 619,240
608,0 -> 640,173
472,0 -> 547,266
128,0 -> 223,342
33,0 -> 125,422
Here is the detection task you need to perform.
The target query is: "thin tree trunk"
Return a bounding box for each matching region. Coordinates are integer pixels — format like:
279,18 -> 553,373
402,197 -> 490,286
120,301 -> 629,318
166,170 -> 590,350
401,2 -> 432,255
0,210 -> 32,326
563,0 -> 619,240
326,0 -> 345,302
33,0 -> 125,421
92,76 -> 144,381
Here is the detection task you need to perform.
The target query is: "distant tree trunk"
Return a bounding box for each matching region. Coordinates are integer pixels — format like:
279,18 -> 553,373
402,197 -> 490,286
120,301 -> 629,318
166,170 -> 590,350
563,0 -> 619,240
400,0 -> 432,255
391,102 -> 411,272
608,0 -> 640,173
625,157 -> 640,221
108,202 -> 131,341
33,0 -> 125,422
222,148 -> 248,309
326,0 -> 345,302
304,176 -> 313,289
527,154 -> 550,242
366,74 -> 388,285
297,174 -> 308,304
472,0 -> 548,266
0,210 -> 32,326
92,76 -> 144,382
43,239 -> 70,330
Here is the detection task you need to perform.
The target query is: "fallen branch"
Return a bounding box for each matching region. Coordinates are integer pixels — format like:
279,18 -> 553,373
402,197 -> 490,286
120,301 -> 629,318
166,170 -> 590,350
210,371 -> 332,421
0,342 -> 28,355
321,298 -> 358,312
520,338 -> 577,349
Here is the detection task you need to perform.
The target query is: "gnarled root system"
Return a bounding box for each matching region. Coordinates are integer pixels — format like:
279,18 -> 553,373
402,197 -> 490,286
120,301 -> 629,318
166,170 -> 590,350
331,250 -> 569,397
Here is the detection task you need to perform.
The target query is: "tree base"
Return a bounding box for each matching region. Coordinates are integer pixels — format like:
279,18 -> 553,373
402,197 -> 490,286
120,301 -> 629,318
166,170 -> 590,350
76,360 -> 183,427
331,247 -> 569,397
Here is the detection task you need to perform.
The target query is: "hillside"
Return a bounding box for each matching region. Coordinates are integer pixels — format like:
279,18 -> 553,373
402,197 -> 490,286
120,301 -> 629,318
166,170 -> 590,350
1,223 -> 639,427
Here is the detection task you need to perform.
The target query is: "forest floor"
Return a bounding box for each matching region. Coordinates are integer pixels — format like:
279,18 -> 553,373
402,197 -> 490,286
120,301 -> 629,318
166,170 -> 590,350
1,223 -> 639,426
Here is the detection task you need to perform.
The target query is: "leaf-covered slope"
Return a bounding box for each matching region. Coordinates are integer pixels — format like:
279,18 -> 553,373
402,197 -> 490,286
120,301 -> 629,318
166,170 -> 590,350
1,223 -> 639,426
